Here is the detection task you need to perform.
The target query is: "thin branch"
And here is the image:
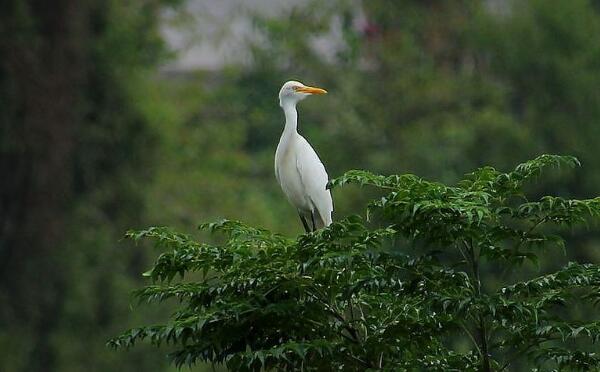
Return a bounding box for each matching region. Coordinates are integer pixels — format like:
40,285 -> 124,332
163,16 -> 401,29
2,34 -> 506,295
514,216 -> 547,253
306,290 -> 363,345
498,343 -> 536,372
326,308 -> 361,344
499,337 -> 553,371
348,353 -> 370,368
479,316 -> 491,372
457,242 -> 470,267
465,238 -> 491,372
501,215 -> 549,280
459,320 -> 482,357
357,301 -> 369,339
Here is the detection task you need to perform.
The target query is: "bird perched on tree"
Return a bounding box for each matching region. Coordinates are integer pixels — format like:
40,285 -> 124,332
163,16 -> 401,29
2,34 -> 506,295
275,80 -> 333,232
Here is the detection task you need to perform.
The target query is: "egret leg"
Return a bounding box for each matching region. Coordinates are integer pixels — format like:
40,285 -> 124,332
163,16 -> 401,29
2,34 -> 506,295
310,212 -> 316,232
299,213 -> 311,233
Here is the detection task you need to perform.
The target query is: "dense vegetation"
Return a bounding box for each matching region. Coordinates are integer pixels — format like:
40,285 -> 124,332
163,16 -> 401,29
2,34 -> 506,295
110,155 -> 600,371
0,0 -> 181,370
3,0 -> 600,371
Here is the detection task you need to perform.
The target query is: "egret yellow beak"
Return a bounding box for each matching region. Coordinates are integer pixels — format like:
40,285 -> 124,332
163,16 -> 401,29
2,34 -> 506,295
295,85 -> 327,95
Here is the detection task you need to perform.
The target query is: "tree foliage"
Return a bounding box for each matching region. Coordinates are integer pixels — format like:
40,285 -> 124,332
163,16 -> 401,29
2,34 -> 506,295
0,0 -> 181,370
110,155 -> 600,371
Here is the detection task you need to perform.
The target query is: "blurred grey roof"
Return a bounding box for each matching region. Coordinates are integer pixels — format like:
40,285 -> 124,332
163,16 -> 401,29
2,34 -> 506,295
161,0 -> 509,72
161,0 -> 304,71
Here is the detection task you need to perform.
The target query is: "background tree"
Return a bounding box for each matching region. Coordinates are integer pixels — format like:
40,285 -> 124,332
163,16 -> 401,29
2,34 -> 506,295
0,0 -> 181,370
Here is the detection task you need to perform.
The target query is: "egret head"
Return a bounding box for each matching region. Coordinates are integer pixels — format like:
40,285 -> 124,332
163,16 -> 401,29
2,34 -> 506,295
279,80 -> 327,107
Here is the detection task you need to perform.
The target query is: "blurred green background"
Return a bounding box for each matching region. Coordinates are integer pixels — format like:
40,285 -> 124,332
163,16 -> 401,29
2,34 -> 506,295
1,0 -> 600,370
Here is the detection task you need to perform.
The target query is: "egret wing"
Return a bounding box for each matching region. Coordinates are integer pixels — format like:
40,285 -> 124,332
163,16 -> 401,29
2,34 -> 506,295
295,135 -> 333,227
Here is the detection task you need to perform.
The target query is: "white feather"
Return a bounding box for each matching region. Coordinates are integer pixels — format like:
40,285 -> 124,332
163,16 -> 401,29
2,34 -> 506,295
275,80 -> 333,230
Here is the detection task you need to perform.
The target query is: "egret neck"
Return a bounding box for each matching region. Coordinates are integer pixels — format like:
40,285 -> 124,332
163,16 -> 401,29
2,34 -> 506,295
280,100 -> 298,145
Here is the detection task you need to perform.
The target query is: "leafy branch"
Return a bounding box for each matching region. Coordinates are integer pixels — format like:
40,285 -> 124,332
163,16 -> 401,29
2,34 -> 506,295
110,155 -> 600,371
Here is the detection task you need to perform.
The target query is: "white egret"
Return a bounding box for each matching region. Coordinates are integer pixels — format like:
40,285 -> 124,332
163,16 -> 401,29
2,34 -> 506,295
275,80 -> 333,232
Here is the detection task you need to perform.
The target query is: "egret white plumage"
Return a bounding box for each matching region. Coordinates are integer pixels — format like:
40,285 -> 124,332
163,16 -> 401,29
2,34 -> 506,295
275,80 -> 333,232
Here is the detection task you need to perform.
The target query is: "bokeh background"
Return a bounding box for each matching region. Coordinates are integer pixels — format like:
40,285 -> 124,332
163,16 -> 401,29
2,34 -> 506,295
1,0 -> 600,371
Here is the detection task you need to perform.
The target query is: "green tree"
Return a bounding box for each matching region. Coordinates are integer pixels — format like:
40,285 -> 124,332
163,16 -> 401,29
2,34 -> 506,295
0,0 -> 181,370
110,155 -> 600,371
